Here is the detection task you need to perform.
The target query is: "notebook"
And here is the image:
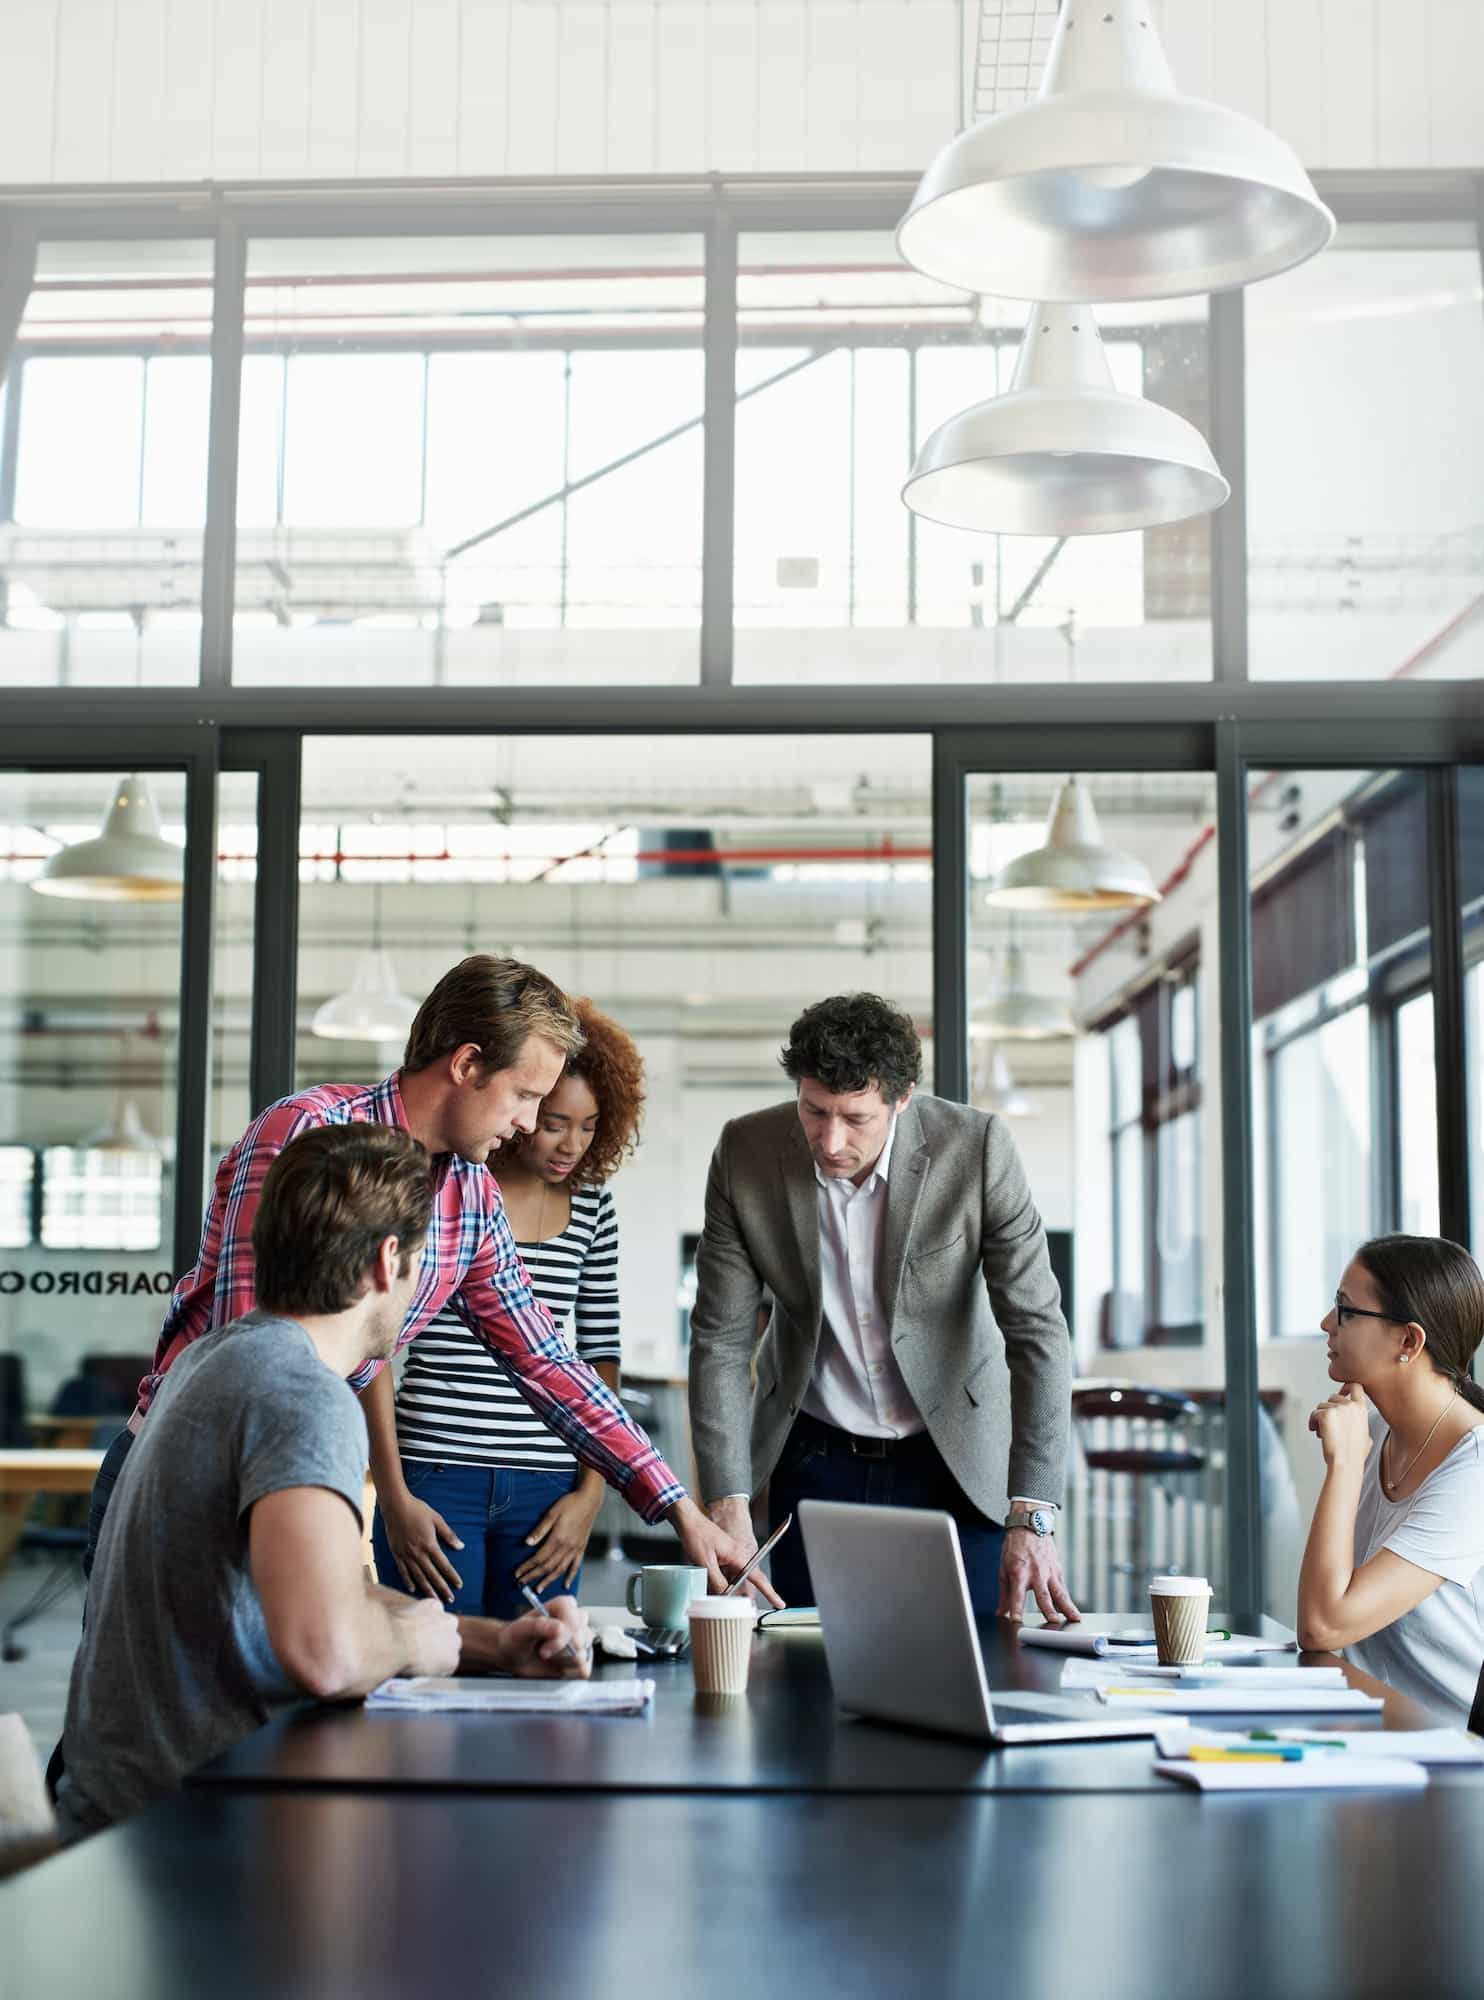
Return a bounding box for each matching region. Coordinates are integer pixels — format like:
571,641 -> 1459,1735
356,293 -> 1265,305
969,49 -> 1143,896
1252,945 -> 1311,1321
1154,1757 -> 1428,1792
366,1677 -> 655,1714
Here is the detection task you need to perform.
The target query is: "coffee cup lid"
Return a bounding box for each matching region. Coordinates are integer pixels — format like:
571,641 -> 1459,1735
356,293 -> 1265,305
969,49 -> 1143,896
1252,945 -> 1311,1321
688,1597 -> 757,1621
1148,1575 -> 1212,1596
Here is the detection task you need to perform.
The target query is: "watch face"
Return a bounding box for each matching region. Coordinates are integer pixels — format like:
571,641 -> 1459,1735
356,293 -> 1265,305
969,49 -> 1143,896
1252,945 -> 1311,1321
1031,1508 -> 1053,1536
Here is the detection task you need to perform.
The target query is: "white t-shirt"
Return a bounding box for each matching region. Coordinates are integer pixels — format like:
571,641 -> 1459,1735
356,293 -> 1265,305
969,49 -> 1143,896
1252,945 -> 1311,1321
1345,1408 -> 1484,1725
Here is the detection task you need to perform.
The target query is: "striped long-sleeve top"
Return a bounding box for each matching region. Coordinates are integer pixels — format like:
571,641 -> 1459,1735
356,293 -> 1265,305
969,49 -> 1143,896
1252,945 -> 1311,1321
394,1183 -> 621,1469
136,1074 -> 680,1521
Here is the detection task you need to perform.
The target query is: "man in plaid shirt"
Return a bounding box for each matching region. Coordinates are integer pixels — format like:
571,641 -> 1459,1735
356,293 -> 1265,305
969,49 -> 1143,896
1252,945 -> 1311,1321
85,955 -> 770,1601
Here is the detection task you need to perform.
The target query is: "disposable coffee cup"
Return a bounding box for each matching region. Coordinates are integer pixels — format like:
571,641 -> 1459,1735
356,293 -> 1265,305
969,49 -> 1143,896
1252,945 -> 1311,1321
1149,1575 -> 1212,1665
688,1598 -> 756,1695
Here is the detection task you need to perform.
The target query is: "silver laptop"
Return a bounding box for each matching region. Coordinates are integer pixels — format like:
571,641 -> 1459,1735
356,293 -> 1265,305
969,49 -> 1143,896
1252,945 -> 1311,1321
800,1499 -> 1164,1746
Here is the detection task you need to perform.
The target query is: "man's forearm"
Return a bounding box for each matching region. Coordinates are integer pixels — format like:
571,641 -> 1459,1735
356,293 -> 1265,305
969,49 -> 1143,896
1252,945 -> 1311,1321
307,1585 -> 435,1701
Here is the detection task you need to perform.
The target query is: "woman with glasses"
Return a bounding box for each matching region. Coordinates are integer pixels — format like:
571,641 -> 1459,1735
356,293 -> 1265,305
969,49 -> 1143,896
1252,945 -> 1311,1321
1298,1234 -> 1484,1722
372,999 -> 644,1619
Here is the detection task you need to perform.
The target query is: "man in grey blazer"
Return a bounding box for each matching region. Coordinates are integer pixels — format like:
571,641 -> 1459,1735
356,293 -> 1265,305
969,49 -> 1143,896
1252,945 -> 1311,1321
688,993 -> 1078,1621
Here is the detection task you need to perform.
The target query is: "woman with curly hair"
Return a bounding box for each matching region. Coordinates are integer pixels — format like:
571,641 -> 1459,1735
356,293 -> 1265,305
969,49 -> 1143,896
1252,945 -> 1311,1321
373,999 -> 644,1617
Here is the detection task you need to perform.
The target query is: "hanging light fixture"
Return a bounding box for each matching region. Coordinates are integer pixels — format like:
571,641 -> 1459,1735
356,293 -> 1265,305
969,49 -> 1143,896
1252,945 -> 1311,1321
84,1097 -> 162,1155
980,1046 -> 1036,1119
988,778 -> 1161,912
30,775 -> 184,903
971,941 -> 1076,1040
903,305 -> 1227,535
897,0 -> 1334,302
311,948 -> 419,1044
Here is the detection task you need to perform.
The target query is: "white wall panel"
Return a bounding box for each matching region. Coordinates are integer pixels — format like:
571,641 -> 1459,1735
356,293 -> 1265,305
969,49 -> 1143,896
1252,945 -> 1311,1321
605,1 -> 658,174
306,0 -> 361,179
159,0 -> 214,183
356,0 -> 413,176
408,0 -> 460,177
258,0 -> 316,181
0,0 -> 1478,190
505,0 -> 560,175
704,1 -> 762,175
212,0 -> 265,180
755,0 -> 811,169
52,0 -> 116,183
457,0 -> 512,177
110,0 -> 169,182
651,1 -> 708,173
555,1 -> 611,174
0,0 -> 58,184
1320,0 -> 1378,171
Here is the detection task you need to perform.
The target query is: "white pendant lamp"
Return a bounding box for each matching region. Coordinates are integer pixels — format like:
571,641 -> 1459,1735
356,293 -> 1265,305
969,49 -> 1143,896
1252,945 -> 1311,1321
988,779 -> 1161,912
30,776 -> 185,903
971,942 -> 1076,1040
981,1047 -> 1035,1119
311,948 -> 419,1044
897,0 -> 1335,302
84,1098 -> 161,1155
903,305 -> 1227,535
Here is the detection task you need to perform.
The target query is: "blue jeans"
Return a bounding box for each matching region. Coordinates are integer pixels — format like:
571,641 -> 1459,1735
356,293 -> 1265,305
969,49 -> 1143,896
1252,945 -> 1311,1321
372,1460 -> 585,1619
767,1414 -> 1004,1618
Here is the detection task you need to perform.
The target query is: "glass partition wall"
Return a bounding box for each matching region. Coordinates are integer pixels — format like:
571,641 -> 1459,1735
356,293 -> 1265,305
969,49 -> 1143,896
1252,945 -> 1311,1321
3,174 -> 1482,1625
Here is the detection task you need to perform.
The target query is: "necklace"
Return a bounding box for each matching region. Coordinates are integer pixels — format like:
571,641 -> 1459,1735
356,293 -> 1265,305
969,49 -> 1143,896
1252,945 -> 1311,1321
1381,1389 -> 1458,1496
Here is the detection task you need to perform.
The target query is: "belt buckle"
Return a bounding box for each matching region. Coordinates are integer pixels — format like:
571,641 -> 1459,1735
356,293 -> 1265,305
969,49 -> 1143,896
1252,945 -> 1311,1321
850,1434 -> 890,1459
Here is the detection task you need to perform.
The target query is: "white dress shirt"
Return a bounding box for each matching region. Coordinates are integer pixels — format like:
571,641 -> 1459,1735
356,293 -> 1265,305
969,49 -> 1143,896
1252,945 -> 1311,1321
800,1117 -> 924,1440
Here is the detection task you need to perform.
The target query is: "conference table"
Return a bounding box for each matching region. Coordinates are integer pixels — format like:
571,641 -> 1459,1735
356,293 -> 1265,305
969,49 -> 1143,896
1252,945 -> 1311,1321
191,1610 -> 1460,1799
8,1614 -> 1483,1999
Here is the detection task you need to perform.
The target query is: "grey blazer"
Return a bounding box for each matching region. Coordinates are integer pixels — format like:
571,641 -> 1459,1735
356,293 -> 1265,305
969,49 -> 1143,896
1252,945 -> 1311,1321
687,1093 -> 1071,1525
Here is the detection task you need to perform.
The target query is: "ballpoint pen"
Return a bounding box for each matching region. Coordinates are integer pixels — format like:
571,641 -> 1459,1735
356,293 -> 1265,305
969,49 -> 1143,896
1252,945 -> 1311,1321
519,1583 -> 590,1665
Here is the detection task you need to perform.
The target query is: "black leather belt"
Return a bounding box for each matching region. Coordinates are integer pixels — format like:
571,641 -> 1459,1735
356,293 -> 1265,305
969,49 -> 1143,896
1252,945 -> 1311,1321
793,1410 -> 929,1460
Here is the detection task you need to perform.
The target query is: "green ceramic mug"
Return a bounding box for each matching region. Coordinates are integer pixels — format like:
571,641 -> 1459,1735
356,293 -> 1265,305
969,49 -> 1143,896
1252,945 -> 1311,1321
625,1565 -> 709,1629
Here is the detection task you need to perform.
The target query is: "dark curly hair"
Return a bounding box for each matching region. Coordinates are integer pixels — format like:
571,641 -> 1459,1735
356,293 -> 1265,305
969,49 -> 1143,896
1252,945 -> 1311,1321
504,998 -> 644,1188
780,994 -> 922,1103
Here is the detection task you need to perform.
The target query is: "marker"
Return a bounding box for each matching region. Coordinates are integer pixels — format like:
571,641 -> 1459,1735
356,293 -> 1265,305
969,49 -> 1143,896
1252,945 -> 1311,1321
1187,1746 -> 1297,1763
1248,1730 -> 1347,1749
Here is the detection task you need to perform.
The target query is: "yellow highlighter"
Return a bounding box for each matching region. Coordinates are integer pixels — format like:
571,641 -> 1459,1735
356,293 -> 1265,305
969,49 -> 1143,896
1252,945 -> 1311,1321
1187,1746 -> 1290,1764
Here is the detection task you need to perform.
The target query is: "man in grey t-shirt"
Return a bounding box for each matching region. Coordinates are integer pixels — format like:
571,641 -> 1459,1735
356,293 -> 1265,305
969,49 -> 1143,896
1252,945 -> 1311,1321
56,1125 -> 590,1841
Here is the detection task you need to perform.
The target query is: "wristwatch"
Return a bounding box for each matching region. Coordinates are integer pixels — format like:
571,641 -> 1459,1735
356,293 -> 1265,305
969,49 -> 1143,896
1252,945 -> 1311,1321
1006,1505 -> 1056,1537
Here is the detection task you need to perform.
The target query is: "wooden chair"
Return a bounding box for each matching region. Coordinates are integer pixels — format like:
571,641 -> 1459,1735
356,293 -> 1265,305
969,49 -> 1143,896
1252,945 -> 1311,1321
0,1712 -> 58,1877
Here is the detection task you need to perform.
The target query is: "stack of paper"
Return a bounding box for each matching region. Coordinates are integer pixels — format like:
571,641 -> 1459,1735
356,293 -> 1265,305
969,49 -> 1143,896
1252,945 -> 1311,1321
1151,1724 -> 1428,1791
366,1677 -> 656,1714
1057,1659 -> 1382,1714
1156,1723 -> 1484,1765
1022,1628 -> 1294,1661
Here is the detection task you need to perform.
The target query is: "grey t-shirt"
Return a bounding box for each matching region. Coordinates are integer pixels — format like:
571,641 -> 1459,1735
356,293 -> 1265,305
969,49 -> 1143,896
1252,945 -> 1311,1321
56,1312 -> 367,1840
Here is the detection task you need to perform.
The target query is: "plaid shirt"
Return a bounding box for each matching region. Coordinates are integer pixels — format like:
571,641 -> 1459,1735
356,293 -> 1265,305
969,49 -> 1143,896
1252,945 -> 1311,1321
135,1073 -> 683,1522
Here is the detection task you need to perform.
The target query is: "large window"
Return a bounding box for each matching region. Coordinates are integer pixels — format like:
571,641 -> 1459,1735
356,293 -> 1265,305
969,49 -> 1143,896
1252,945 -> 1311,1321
1246,224 -> 1484,682
0,241 -> 214,689
233,237 -> 705,687
735,233 -> 1214,684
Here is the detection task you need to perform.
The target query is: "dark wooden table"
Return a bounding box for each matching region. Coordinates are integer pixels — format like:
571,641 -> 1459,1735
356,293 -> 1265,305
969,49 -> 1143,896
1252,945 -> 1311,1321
193,1613 -> 1462,1798
4,1784 -> 1463,2000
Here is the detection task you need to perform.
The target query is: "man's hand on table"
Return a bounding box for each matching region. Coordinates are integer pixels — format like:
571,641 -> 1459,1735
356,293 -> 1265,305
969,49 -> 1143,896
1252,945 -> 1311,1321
392,1593 -> 464,1677
999,1529 -> 1080,1623
488,1594 -> 593,1679
670,1495 -> 785,1608
379,1489 -> 465,1604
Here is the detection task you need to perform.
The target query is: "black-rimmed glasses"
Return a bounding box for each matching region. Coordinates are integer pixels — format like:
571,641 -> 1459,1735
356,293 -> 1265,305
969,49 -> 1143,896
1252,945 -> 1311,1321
1332,1292 -> 1406,1327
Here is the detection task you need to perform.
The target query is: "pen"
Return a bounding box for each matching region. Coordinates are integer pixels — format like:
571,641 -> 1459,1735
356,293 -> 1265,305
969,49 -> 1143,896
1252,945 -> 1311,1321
519,1583 -> 588,1665
1248,1731 -> 1347,1748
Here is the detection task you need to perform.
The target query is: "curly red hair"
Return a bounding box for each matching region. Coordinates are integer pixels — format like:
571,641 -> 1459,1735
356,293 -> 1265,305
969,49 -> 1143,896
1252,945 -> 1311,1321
505,997 -> 643,1188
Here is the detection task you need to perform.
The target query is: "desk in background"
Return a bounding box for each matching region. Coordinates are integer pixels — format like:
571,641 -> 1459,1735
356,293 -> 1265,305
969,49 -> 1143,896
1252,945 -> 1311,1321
0,1449 -> 103,1576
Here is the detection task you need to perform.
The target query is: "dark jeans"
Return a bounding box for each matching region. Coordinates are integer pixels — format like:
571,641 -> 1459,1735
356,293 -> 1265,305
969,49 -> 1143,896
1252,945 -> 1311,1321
372,1460 -> 586,1620
82,1426 -> 135,1579
768,1412 -> 1004,1617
